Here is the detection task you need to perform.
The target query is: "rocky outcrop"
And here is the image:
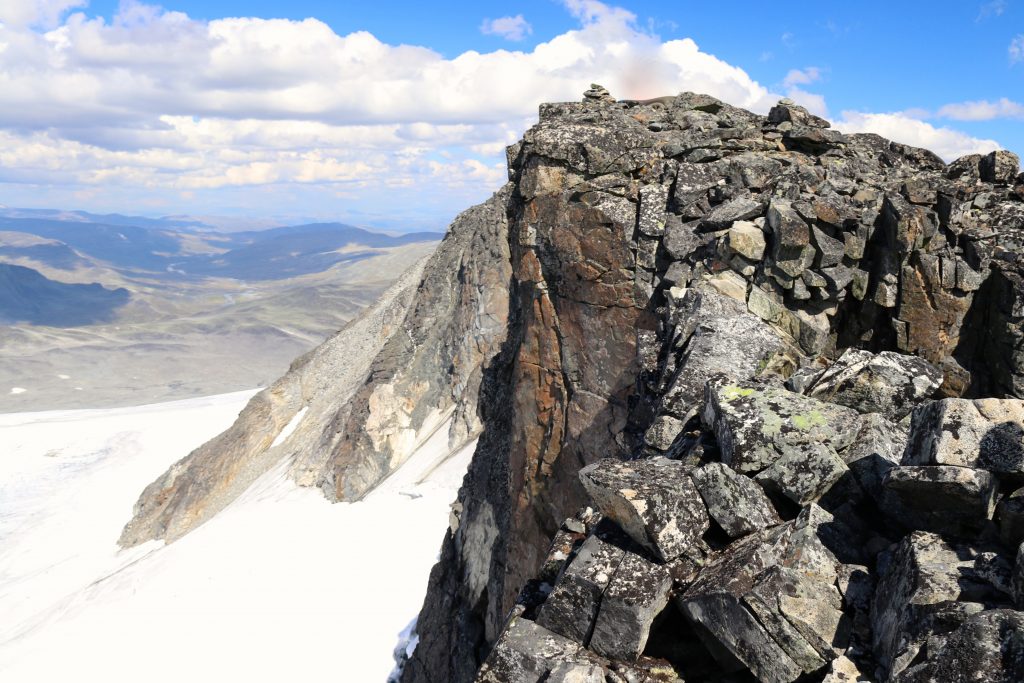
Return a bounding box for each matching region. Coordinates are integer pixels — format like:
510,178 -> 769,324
120,186 -> 512,546
400,88 -> 1024,683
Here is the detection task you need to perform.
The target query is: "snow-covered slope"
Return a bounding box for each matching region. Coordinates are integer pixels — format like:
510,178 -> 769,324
0,392 -> 470,681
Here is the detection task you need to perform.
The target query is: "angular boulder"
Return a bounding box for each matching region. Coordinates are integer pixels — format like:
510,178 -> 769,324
902,398 -> 1024,476
881,465 -> 997,536
589,551 -> 672,661
690,462 -> 781,537
475,613 -> 583,683
702,381 -> 861,478
806,349 -> 943,421
579,458 -> 709,562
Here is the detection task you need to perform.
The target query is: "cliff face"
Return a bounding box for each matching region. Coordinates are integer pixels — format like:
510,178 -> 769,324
400,87 -> 1024,683
120,187 -> 512,546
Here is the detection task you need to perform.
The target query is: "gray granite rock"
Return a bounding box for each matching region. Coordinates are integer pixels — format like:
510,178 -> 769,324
535,535 -> 625,644
806,349 -> 943,421
702,381 -> 861,475
579,458 -> 709,562
881,465 -> 997,535
690,462 -> 781,537
901,398 -> 1024,475
589,551 -> 672,661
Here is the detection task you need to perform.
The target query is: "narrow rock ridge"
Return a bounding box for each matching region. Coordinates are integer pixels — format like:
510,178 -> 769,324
120,185 -> 512,546
400,87 -> 1024,683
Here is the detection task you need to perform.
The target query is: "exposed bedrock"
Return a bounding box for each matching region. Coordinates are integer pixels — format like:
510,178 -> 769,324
403,88 -> 1024,683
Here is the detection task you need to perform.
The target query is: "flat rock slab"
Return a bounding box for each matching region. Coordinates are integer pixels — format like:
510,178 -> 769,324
589,551 -> 672,661
755,441 -> 848,505
702,381 -> 861,477
898,609 -> 1024,682
806,349 -> 942,421
690,462 -> 781,537
579,457 -> 709,562
902,398 -> 1024,475
536,535 -> 625,644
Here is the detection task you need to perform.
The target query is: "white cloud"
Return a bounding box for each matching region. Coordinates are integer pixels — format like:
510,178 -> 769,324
782,66 -> 822,88
480,15 -> 532,41
0,0 -> 84,28
936,97 -> 1024,120
0,0 -> 1011,220
1011,34 -> 1024,63
835,111 -> 1002,161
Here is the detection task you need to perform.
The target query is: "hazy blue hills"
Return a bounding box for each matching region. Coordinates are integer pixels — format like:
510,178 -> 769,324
0,263 -> 130,327
0,212 -> 443,281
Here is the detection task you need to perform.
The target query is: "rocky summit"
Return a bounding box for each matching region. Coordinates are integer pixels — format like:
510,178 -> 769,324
123,85 -> 1024,682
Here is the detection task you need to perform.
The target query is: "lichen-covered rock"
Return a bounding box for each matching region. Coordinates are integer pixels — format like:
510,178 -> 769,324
589,551 -> 672,661
475,613 -> 583,683
702,381 -> 861,475
896,609 -> 1024,682
901,398 -> 1024,475
981,150 -> 1021,184
690,462 -> 781,537
881,465 -> 997,535
806,349 -> 943,421
842,412 -> 907,500
679,507 -> 845,682
658,286 -> 789,419
871,531 -> 1012,680
579,458 -> 709,562
535,535 -> 625,644
755,442 -> 849,506
728,220 -> 766,260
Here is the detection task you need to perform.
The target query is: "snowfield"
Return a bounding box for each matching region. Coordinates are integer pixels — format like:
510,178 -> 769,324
0,391 -> 472,682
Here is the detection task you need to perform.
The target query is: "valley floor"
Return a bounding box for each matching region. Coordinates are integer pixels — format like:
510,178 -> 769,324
0,391 -> 470,681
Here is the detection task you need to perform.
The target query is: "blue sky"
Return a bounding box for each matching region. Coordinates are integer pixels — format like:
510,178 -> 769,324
0,0 -> 1020,231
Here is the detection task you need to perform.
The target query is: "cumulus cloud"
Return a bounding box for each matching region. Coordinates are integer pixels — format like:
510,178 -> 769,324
0,0 -> 1010,221
480,15 -> 532,41
835,111 -> 1001,161
0,0 -> 84,28
937,97 -> 1024,120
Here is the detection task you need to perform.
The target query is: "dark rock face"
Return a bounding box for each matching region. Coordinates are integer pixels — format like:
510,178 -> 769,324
400,89 -> 1024,683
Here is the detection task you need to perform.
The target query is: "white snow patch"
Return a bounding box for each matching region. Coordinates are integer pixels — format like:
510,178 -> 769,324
9,387 -> 26,395
56,374 -> 70,380
0,391 -> 473,683
270,406 -> 307,448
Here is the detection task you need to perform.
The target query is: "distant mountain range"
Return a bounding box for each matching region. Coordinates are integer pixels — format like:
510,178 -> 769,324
0,208 -> 444,410
0,211 -> 442,282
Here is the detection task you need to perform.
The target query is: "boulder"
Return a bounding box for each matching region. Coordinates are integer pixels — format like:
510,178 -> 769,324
766,199 -> 816,277
679,508 -> 845,681
659,287 -> 789,417
579,458 -> 709,562
728,220 -> 766,260
806,349 -> 942,421
699,196 -> 763,231
637,184 -> 668,237
589,551 -> 672,661
475,613 -> 583,683
980,150 -> 1021,184
881,465 -> 997,535
812,226 -> 845,268
702,381 -> 861,475
535,535 -> 625,644
871,532 -> 1006,679
755,442 -> 849,506
902,398 -> 1024,476
690,462 -> 781,537
898,609 -> 1024,682
842,412 -> 906,500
